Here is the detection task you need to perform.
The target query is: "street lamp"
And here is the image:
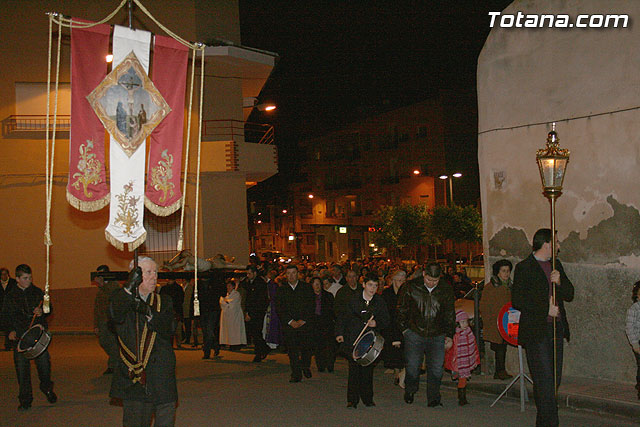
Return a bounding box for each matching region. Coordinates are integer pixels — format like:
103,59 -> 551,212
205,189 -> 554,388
535,121 -> 569,395
439,173 -> 462,206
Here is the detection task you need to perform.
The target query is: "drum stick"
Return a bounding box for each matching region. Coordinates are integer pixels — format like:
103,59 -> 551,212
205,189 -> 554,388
354,314 -> 374,345
28,301 -> 44,329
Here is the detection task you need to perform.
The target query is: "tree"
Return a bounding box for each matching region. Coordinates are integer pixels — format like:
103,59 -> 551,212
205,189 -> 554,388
371,204 -> 434,259
429,204 -> 482,260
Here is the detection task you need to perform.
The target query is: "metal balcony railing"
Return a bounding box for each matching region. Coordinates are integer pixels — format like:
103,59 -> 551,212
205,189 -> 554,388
2,115 -> 70,137
202,120 -> 274,145
2,116 -> 274,146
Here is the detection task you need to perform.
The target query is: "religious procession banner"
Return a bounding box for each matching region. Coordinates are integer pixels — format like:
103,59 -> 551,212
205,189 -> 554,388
87,25 -> 170,250
67,21 -> 111,211
145,35 -> 188,216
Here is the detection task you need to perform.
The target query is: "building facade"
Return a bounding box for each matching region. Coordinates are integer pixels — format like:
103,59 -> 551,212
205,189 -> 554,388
0,0 -> 277,330
252,99 -> 449,262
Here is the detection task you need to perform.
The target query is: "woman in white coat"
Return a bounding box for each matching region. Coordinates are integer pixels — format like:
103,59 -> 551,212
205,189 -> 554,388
219,278 -> 247,348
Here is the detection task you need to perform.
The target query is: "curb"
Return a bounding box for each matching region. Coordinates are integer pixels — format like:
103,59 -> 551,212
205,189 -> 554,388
447,380 -> 640,421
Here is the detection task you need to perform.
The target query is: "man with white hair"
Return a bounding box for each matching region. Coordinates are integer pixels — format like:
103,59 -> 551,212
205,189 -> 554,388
110,257 -> 178,426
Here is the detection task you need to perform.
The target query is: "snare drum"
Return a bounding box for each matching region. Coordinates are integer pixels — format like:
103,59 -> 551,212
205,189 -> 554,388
352,330 -> 385,367
17,324 -> 52,359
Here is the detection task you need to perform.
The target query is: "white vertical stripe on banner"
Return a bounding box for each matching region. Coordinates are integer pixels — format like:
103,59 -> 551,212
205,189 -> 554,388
105,26 -> 152,250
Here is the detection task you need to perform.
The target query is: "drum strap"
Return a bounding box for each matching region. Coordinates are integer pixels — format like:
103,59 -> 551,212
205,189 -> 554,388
117,293 -> 161,385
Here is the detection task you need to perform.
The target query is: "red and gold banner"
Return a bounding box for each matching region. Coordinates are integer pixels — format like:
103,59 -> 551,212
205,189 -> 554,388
67,21 -> 110,211
145,35 -> 188,216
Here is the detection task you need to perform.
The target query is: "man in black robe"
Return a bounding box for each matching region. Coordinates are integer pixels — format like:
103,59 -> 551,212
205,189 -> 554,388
276,265 -> 315,382
110,257 -> 177,426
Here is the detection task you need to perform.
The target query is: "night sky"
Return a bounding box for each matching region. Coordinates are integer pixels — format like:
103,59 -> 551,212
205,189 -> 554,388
239,1 -> 514,206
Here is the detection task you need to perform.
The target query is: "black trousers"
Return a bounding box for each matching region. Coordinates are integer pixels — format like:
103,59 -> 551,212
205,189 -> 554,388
491,341 -> 508,372
122,400 -> 175,427
525,322 -> 564,427
633,347 -> 640,386
313,333 -> 336,371
246,314 -> 269,357
347,359 -> 374,405
14,348 -> 53,406
284,329 -> 311,379
183,317 -> 199,345
201,311 -> 220,357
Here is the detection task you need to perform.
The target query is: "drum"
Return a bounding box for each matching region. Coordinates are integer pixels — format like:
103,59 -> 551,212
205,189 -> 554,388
17,324 -> 52,359
352,330 -> 385,367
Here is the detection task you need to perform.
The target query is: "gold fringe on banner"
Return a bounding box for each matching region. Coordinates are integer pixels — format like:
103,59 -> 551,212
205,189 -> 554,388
104,230 -> 148,252
105,230 -> 124,251
66,190 -> 110,212
144,196 -> 181,217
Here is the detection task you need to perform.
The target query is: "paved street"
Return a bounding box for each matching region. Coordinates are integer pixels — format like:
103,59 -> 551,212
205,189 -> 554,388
0,335 -> 635,426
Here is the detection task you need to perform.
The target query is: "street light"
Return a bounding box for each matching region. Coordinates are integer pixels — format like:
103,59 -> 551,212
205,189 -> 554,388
439,173 -> 462,206
535,121 -> 569,396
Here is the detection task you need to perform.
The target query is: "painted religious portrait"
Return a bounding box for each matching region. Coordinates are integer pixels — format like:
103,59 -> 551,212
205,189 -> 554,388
87,51 -> 170,157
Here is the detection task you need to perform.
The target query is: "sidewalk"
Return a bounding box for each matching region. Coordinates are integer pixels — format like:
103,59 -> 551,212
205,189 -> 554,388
443,371 -> 640,420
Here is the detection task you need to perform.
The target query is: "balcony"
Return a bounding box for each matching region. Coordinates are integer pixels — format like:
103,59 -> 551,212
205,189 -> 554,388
203,120 -> 274,144
2,115 -> 70,138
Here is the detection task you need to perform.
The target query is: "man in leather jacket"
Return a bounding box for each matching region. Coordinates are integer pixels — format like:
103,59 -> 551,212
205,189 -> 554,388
397,262 -> 455,407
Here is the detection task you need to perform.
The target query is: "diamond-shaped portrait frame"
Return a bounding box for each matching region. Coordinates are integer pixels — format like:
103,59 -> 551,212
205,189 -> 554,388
87,51 -> 171,157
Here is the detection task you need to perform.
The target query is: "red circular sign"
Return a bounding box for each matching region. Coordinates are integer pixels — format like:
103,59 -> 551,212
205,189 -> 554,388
497,302 -> 520,346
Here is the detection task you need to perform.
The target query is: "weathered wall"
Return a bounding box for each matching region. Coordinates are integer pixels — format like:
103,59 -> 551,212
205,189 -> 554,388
478,0 -> 640,382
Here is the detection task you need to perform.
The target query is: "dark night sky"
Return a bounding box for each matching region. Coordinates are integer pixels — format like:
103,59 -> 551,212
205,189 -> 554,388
239,1 -> 514,206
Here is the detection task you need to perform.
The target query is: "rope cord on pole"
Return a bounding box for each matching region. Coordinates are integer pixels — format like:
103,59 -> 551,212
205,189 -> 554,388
192,45 -> 205,317
177,49 -> 197,252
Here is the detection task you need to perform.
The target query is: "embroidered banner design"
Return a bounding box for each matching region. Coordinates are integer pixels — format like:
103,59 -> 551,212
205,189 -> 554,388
145,35 -> 188,216
103,26 -> 154,251
67,21 -> 111,211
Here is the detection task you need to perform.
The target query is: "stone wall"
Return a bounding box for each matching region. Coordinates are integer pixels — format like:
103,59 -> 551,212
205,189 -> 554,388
478,0 -> 640,382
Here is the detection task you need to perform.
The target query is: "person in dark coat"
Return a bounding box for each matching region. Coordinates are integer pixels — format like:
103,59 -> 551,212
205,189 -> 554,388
93,264 -> 121,374
397,262 -> 455,407
159,280 -> 185,350
242,265 -> 270,362
336,273 -> 390,408
110,257 -> 177,427
381,270 -> 406,385
275,265 -> 315,383
512,228 -> 574,427
198,271 -> 226,359
1,264 -> 56,411
310,276 -> 336,372
0,267 -> 18,350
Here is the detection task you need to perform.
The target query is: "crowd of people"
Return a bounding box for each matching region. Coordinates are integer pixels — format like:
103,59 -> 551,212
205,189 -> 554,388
2,227 -> 640,426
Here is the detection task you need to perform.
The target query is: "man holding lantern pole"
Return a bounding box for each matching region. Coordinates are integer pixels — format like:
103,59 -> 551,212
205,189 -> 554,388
513,228 -> 574,427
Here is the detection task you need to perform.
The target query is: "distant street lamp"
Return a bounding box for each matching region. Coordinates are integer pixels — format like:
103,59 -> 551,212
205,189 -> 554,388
535,122 -> 570,396
439,173 -> 463,206
308,194 -> 314,199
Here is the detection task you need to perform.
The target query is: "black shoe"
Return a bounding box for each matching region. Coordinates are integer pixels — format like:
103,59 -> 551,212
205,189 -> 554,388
214,349 -> 220,357
303,368 -> 312,378
18,403 -> 31,412
202,355 -> 210,360
289,376 -> 301,383
252,354 -> 262,363
102,368 -> 113,375
458,387 -> 468,406
404,392 -> 414,404
327,367 -> 334,373
45,391 -> 57,404
427,399 -> 442,407
364,401 -> 376,407
346,402 -> 358,408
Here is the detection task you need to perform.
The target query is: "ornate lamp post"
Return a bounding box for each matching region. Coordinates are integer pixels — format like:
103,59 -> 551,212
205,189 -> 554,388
535,122 -> 569,394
